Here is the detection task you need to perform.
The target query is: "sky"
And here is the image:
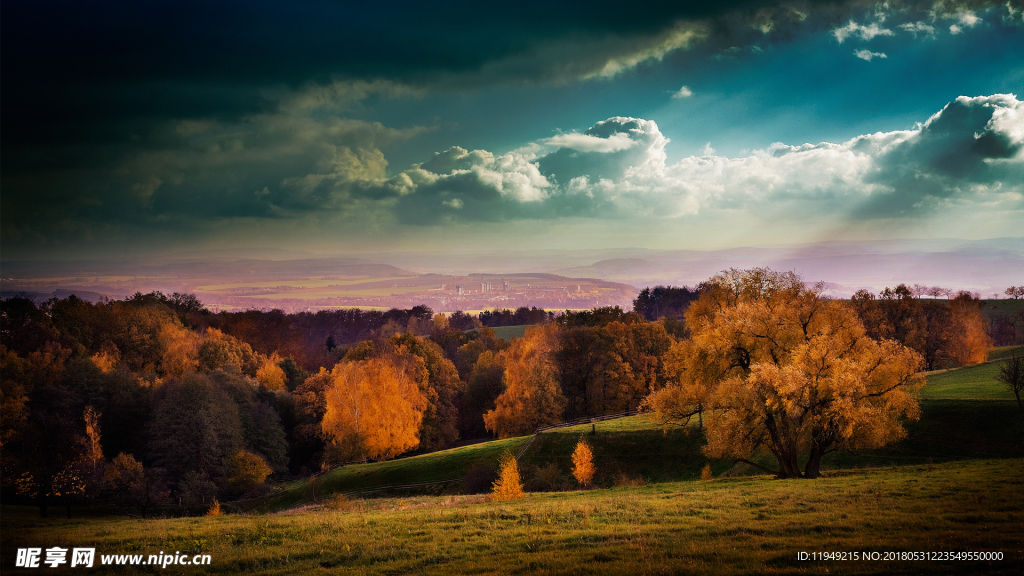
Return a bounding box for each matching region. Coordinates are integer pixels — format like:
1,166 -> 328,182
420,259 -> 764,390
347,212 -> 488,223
2,0 -> 1023,262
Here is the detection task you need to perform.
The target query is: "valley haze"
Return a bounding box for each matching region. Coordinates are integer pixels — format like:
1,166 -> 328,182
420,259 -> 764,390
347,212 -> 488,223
3,237 -> 1021,312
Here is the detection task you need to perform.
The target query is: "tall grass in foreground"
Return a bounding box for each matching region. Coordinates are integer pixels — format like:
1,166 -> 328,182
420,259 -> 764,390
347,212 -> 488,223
3,458 -> 1021,575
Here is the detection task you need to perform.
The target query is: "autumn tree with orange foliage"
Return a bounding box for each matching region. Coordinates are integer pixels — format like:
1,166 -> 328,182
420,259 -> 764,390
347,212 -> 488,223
946,292 -> 991,366
159,322 -> 201,376
554,320 -> 673,420
256,353 -> 287,390
224,450 -> 273,497
197,328 -> 262,376
321,354 -> 428,461
103,452 -> 145,508
644,268 -> 924,479
387,333 -> 463,451
490,451 -> 524,501
79,406 -> 106,503
484,324 -> 566,439
571,437 -> 595,487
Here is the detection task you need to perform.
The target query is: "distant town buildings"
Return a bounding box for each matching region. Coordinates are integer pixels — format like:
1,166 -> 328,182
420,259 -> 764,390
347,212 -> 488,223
192,276 -> 634,313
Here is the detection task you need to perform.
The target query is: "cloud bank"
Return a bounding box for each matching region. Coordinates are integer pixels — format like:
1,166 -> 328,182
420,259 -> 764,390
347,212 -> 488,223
3,0 -> 1022,257
367,94 -> 1023,225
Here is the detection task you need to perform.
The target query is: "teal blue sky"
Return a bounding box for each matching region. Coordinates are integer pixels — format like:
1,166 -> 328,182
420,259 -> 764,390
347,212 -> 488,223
2,0 -> 1022,260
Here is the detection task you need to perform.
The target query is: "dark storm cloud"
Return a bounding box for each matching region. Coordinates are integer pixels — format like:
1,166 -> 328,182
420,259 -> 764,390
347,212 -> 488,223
3,0 -> 1021,257
0,0 -> 901,150
858,94 -> 1024,215
3,0 -> 849,249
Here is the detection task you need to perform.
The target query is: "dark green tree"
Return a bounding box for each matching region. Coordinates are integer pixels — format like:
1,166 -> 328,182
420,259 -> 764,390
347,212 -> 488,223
147,373 -> 243,485
278,357 -> 308,391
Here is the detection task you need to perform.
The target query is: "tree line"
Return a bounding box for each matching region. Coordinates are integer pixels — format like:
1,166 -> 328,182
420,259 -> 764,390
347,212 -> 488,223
0,277 -> 1011,515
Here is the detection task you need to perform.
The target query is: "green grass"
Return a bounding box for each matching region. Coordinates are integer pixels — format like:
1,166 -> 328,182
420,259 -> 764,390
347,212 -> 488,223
486,325 -> 532,340
982,299 -> 1024,320
4,459 -> 1022,575
988,345 -> 1024,362
245,436 -> 532,512
920,345 -> 1023,399
528,401 -> 1024,480
922,364 -> 1014,399
233,346 -> 1024,513
820,400 -> 1024,468
240,396 -> 1024,515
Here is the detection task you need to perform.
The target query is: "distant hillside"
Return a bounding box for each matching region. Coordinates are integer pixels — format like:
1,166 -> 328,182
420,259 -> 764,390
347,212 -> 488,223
4,237 -> 1021,309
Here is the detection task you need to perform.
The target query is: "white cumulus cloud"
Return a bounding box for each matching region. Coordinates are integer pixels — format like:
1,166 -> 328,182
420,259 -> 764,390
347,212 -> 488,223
672,86 -> 694,99
832,20 -> 895,43
386,94 -> 1024,226
854,49 -> 888,61
544,132 -> 638,153
899,21 -> 936,36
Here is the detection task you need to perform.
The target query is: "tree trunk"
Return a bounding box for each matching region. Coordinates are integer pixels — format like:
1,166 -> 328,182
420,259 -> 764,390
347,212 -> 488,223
770,445 -> 802,479
804,450 -> 823,479
804,433 -> 834,479
778,453 -> 802,479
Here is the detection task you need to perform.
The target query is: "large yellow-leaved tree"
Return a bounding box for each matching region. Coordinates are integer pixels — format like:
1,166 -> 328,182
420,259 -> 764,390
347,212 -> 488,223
484,324 -> 566,438
644,268 -> 924,479
321,354 -> 428,461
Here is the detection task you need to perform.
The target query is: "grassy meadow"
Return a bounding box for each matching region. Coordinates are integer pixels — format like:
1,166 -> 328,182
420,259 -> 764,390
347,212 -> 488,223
3,346 -> 1023,574
982,298 -> 1024,320
3,459 -> 1021,574
920,345 -> 1022,399
485,325 -> 532,341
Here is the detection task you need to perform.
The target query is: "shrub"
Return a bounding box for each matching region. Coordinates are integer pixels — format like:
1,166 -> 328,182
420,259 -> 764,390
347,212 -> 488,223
463,461 -> 499,494
532,462 -> 566,492
224,450 -> 273,498
326,494 -> 353,511
572,438 -> 595,487
613,473 -> 645,488
701,463 -> 713,481
242,482 -> 272,500
491,452 -> 524,501
205,500 -> 222,516
178,470 -> 217,509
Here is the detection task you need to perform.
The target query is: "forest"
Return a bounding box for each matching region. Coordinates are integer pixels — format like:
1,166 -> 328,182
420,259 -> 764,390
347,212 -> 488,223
1,275 -> 1017,517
